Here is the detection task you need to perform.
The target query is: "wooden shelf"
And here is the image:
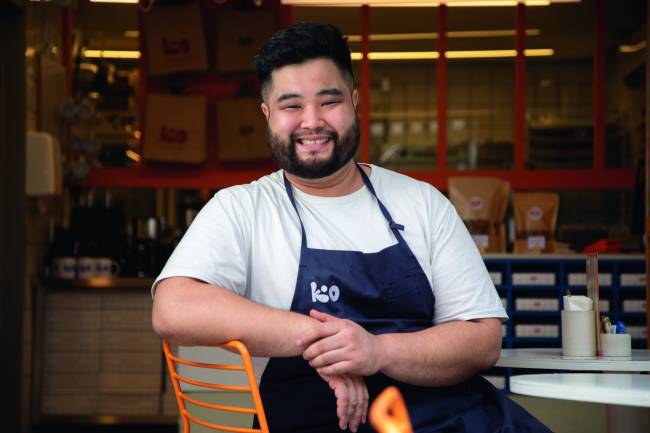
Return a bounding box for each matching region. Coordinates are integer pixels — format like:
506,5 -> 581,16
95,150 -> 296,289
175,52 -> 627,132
44,277 -> 155,291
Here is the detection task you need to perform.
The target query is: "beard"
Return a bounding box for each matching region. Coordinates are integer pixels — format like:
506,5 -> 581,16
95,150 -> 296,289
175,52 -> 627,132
267,114 -> 360,179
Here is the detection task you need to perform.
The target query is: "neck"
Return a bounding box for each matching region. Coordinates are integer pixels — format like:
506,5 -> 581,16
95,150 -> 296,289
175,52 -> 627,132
285,160 -> 366,197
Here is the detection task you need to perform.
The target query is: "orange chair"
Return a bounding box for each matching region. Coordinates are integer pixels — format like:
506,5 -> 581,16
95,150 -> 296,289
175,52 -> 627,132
369,386 -> 413,433
162,340 -> 270,433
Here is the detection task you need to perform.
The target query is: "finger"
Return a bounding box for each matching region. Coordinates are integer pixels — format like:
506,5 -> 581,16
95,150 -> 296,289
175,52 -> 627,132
307,345 -> 349,367
303,335 -> 346,362
296,322 -> 340,348
338,377 -> 351,431
343,375 -> 356,431
362,379 -> 369,424
316,360 -> 356,376
348,377 -> 364,432
309,309 -> 340,323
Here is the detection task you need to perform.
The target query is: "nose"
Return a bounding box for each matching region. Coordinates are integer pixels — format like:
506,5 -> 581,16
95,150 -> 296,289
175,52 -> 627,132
300,104 -> 325,130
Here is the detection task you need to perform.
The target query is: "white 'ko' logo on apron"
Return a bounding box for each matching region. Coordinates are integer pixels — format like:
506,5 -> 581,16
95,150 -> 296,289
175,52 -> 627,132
310,281 -> 340,303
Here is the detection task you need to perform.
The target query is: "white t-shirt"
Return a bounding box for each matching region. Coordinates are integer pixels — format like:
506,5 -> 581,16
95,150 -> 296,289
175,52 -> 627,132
154,164 -> 507,326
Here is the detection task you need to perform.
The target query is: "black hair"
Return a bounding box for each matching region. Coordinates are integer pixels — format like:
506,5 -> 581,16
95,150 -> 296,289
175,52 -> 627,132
255,22 -> 354,100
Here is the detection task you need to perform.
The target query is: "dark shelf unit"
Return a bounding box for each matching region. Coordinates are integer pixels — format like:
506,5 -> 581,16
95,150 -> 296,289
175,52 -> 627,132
481,254 -> 646,391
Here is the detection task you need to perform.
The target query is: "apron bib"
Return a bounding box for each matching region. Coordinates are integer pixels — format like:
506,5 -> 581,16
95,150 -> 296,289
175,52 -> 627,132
255,165 -> 551,433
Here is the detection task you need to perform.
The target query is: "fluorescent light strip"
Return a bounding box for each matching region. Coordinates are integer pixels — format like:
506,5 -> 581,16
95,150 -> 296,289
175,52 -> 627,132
84,50 -> 141,59
282,0 -> 555,6
619,40 -> 646,53
89,0 -> 138,3
351,48 -> 553,60
347,29 -> 540,42
124,30 -> 140,38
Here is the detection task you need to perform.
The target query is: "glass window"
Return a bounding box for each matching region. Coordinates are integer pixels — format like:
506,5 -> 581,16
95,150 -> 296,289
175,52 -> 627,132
605,0 -> 646,169
366,7 -> 438,169
526,1 -> 595,169
447,6 -> 515,170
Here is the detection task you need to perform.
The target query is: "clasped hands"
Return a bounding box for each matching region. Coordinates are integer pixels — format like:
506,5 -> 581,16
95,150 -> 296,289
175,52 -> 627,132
296,309 -> 383,432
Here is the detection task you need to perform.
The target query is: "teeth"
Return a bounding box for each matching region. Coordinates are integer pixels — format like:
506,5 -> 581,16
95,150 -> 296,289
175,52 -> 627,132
300,138 -> 328,145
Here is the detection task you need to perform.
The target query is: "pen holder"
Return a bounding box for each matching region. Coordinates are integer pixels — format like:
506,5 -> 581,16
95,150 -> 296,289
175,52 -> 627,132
601,333 -> 632,357
561,310 -> 596,357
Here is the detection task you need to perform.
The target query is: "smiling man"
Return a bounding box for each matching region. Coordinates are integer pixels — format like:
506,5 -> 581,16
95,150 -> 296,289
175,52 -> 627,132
152,22 -> 552,433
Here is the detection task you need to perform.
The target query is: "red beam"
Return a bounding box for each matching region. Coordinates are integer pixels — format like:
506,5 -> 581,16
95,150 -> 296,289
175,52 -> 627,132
279,3 -> 293,28
82,167 -> 635,191
437,4 -> 448,173
359,4 -> 371,164
515,2 -> 526,171
593,0 -> 606,169
405,169 -> 635,191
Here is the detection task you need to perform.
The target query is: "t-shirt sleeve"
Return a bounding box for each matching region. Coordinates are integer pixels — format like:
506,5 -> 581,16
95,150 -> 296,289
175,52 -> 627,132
151,189 -> 250,297
428,192 -> 508,324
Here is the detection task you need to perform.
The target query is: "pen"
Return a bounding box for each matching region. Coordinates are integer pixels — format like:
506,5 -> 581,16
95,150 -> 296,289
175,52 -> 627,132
616,320 -> 625,334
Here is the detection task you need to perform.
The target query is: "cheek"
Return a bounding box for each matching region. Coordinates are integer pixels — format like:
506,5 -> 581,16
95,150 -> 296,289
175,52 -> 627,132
326,109 -> 355,134
270,112 -> 299,135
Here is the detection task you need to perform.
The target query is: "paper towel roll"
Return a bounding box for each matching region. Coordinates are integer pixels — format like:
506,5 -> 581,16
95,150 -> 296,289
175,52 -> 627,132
561,310 -> 596,357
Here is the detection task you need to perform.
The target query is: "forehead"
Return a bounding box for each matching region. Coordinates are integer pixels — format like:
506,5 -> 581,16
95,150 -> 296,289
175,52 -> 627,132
267,58 -> 350,98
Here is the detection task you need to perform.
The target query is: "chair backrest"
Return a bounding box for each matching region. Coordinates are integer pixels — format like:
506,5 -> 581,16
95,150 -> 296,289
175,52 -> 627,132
369,386 -> 413,433
162,339 -> 270,433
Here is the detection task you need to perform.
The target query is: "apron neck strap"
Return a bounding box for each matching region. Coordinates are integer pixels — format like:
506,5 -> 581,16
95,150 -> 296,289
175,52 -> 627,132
282,164 -> 406,248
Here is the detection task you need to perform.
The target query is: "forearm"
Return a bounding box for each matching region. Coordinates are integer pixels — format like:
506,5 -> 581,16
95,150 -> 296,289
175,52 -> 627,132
376,319 -> 502,387
152,276 -> 315,357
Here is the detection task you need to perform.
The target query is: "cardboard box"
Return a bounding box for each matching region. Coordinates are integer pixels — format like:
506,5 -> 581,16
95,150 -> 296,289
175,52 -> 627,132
622,299 -> 646,312
490,272 -> 503,285
143,3 -> 208,76
567,272 -> 612,286
620,273 -> 645,286
144,94 -> 207,163
515,324 -> 559,337
515,298 -> 559,311
512,272 -> 556,286
215,11 -> 276,72
217,98 -> 269,161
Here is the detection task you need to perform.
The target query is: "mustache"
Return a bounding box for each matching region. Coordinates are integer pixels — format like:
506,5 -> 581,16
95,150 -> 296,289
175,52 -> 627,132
290,129 -> 339,141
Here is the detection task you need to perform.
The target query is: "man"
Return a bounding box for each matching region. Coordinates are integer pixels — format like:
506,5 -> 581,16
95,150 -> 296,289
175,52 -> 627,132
152,22 -> 551,433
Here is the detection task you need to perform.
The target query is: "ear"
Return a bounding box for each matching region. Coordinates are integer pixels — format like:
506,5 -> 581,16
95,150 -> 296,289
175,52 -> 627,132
261,102 -> 270,123
352,89 -> 359,110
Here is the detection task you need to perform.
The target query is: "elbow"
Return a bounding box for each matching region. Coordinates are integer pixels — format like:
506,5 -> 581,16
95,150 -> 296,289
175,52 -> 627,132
473,319 -> 502,371
482,323 -> 502,369
152,281 -> 182,341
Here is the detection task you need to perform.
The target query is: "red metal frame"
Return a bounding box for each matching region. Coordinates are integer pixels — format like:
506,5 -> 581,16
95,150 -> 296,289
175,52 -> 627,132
436,4 -> 448,174
78,2 -> 634,192
360,4 -> 371,163
82,166 -> 634,191
515,2 -> 526,171
593,0 -> 605,169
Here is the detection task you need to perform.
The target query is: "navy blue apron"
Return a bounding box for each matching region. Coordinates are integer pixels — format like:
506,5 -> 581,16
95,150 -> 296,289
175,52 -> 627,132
255,165 -> 551,433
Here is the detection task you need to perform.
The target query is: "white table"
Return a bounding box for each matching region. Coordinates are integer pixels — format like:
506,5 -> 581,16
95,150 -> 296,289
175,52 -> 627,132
496,348 -> 650,371
497,348 -> 650,433
510,373 -> 650,408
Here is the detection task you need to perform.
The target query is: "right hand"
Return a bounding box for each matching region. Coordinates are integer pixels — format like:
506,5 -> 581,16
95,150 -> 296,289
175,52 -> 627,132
318,372 -> 368,432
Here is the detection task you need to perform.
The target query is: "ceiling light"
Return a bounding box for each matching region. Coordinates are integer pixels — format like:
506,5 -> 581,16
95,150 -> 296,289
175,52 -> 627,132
124,31 -> 140,38
89,0 -> 138,3
351,48 -> 553,60
84,49 -> 141,59
619,40 -> 646,53
282,0 -> 580,6
346,29 -> 540,42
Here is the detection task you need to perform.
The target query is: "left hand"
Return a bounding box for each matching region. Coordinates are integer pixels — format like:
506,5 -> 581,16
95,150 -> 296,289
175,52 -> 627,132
298,309 -> 383,376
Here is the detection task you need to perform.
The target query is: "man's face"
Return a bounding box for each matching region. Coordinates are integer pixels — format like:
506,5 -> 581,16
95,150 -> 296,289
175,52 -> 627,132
261,58 -> 359,179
